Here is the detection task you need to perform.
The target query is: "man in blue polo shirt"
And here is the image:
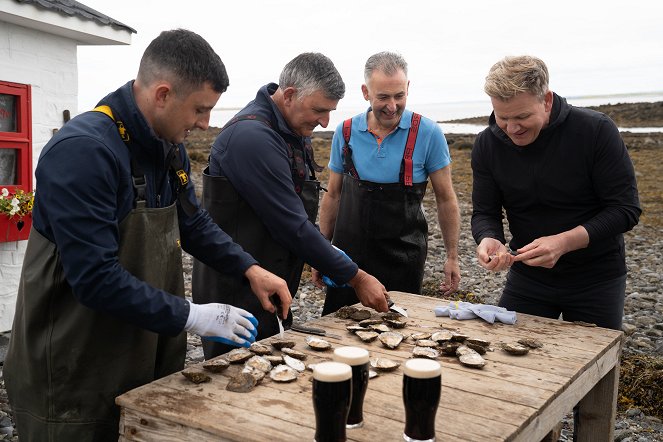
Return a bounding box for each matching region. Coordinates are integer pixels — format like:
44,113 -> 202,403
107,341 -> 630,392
317,51 -> 461,314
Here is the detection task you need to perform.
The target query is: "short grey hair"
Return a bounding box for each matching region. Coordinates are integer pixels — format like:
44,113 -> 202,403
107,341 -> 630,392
484,55 -> 549,100
279,53 -> 345,100
364,51 -> 408,82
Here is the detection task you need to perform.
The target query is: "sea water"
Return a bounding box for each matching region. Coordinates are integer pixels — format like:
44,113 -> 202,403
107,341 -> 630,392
210,91 -> 663,134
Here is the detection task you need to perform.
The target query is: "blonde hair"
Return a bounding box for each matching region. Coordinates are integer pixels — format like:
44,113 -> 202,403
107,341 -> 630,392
484,55 -> 549,100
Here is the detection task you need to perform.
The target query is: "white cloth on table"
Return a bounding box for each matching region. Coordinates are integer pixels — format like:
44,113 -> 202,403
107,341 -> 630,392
434,301 -> 517,325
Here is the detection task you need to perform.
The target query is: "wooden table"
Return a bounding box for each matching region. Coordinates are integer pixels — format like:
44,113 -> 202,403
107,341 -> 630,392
116,291 -> 622,441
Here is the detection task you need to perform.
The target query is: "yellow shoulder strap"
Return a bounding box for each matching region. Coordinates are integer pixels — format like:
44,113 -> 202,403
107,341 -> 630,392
93,105 -> 115,121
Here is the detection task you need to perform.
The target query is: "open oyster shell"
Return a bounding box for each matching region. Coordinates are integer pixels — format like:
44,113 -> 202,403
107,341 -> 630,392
270,364 -> 299,382
379,331 -> 404,349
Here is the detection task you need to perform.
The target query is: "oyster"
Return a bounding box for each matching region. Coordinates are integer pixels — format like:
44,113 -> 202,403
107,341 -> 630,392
335,306 -> 358,319
346,325 -> 369,332
412,346 -> 440,359
181,369 -> 211,384
459,352 -> 486,369
358,318 -> 383,327
282,347 -> 307,360
355,331 -> 379,342
455,345 -> 475,357
270,364 -> 299,382
306,336 -> 332,351
466,338 -> 490,348
381,312 -> 403,321
378,331 -> 404,349
431,331 -> 453,343
202,358 -> 230,373
350,309 -> 372,321
270,339 -> 296,350
369,369 -> 379,379
411,332 -> 432,341
518,338 -> 543,349
225,348 -> 254,364
439,342 -> 461,356
226,372 -> 258,392
385,318 -> 408,329
370,357 -> 400,372
370,324 -> 392,333
245,355 -> 272,373
502,343 -> 530,356
264,355 -> 284,365
242,366 -> 266,383
283,354 -> 306,372
466,343 -> 488,355
249,342 -> 273,355
450,332 -> 469,342
415,339 -> 439,348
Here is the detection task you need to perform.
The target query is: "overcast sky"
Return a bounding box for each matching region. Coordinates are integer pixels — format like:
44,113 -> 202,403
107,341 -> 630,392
77,0 -> 663,117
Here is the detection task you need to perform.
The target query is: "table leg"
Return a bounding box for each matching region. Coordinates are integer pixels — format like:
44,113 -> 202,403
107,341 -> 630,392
574,362 -> 619,441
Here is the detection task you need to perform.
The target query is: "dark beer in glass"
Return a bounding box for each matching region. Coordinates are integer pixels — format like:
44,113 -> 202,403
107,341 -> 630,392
312,361 -> 352,442
402,358 -> 441,442
333,346 -> 370,428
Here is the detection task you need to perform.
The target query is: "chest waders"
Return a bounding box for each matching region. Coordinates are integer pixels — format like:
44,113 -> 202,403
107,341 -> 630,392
322,114 -> 428,316
192,115 -> 320,359
4,106 -> 186,441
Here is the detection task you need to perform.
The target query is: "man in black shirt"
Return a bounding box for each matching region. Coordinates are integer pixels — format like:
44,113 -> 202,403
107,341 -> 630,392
471,55 -> 641,330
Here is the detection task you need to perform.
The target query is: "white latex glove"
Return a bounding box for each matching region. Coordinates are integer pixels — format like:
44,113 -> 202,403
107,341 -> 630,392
184,301 -> 259,348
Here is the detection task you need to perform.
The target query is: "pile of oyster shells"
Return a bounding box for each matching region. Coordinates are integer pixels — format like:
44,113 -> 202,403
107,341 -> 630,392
180,305 -> 544,390
338,306 -> 544,370
181,335 -> 334,393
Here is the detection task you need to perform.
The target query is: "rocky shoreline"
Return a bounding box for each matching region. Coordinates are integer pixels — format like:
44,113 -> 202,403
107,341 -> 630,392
0,102 -> 661,441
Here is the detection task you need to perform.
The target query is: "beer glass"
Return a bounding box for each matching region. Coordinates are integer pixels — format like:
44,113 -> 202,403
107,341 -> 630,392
333,346 -> 370,428
402,358 -> 441,442
312,361 -> 352,442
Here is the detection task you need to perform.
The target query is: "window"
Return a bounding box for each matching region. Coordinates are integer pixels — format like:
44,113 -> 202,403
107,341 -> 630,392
0,81 -> 32,193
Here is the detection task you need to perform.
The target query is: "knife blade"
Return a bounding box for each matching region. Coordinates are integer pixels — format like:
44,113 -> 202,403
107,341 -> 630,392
387,297 -> 408,317
270,295 -> 285,338
290,323 -> 342,340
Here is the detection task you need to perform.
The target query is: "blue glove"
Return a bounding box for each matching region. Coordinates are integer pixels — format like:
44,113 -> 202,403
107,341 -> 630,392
184,301 -> 259,348
322,245 -> 352,288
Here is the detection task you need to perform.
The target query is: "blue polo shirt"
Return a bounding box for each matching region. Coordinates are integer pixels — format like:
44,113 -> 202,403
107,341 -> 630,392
328,108 -> 451,183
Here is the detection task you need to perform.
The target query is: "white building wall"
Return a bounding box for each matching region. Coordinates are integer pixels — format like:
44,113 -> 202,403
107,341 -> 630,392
0,21 -> 78,332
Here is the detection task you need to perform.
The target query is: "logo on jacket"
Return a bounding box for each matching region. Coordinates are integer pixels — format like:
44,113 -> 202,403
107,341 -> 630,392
176,169 -> 189,186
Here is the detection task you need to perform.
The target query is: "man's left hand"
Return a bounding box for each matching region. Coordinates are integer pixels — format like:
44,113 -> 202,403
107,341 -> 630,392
440,257 -> 461,296
244,265 -> 292,319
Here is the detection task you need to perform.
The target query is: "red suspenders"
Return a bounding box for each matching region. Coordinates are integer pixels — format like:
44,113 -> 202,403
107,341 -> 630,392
342,113 -> 422,186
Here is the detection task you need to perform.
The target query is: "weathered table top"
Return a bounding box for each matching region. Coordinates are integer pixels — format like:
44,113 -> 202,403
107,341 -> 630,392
117,291 -> 622,441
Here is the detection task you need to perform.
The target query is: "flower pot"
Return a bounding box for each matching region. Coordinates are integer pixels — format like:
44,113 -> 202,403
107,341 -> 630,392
0,213 -> 32,242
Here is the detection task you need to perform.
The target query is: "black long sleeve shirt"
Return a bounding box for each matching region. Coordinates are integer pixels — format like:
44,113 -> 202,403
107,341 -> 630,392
471,93 -> 641,287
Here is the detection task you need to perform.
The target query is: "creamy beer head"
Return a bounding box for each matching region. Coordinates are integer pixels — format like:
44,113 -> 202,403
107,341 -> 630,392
333,346 -> 370,366
313,361 -> 352,382
403,358 -> 441,379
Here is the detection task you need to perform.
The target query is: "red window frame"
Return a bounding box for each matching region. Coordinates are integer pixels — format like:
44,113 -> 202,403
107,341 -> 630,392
0,81 -> 33,194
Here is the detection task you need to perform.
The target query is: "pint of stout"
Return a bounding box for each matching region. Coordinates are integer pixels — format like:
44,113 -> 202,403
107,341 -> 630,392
312,361 -> 352,442
402,358 -> 442,442
333,346 -> 370,428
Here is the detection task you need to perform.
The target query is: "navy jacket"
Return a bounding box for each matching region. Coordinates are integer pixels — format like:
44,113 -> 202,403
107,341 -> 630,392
471,93 -> 641,286
209,83 -> 358,283
33,81 -> 256,335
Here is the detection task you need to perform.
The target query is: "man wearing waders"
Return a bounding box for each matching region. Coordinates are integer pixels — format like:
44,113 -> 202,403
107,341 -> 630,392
317,52 -> 461,315
193,53 -> 389,359
5,29 -> 290,442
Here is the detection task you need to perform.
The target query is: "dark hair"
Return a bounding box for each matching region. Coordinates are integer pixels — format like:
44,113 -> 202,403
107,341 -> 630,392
279,52 -> 345,100
137,29 -> 229,95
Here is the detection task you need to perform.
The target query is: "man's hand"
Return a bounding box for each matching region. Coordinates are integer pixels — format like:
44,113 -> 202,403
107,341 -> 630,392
513,227 -> 589,269
440,257 -> 461,296
244,265 -> 292,319
185,301 -> 259,348
476,237 -> 514,272
348,269 -> 389,312
310,268 -> 324,289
